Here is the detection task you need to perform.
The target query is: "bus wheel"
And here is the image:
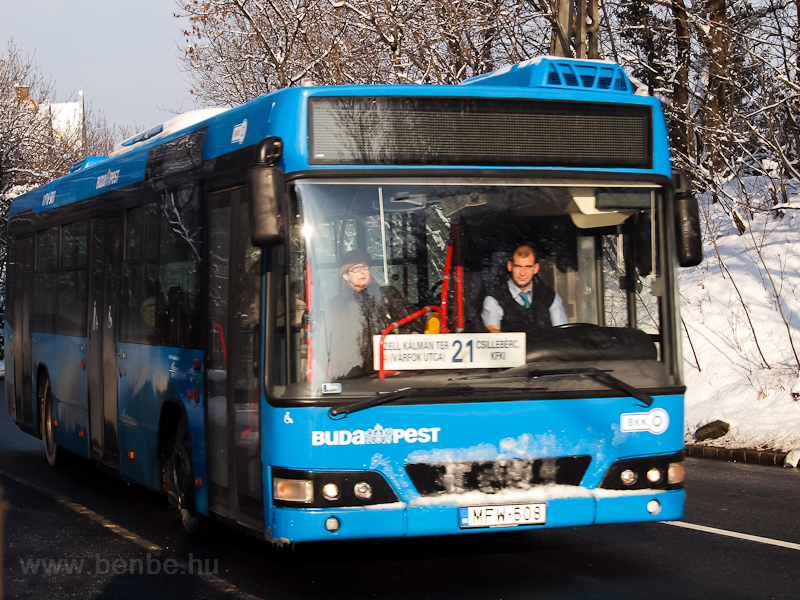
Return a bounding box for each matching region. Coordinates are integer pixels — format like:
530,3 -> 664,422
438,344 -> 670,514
41,377 -> 61,468
171,417 -> 208,537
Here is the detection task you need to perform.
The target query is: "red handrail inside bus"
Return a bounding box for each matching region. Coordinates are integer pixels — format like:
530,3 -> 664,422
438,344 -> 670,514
456,264 -> 464,332
306,263 -> 313,382
378,305 -> 442,379
212,322 -> 227,367
241,386 -> 258,438
440,247 -> 452,334
442,221 -> 465,333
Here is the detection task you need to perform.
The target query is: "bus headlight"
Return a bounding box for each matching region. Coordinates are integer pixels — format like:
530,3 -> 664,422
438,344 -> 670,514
354,481 -> 373,500
599,452 -> 684,490
620,469 -> 637,486
273,478 -> 313,503
646,468 -> 662,483
322,482 -> 340,501
668,461 -> 685,484
271,468 -> 398,507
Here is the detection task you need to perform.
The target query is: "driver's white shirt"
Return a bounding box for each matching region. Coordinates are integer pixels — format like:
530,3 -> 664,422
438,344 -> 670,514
481,280 -> 568,329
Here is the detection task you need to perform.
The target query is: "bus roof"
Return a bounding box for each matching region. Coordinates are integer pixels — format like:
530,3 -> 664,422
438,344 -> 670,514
9,57 -> 664,218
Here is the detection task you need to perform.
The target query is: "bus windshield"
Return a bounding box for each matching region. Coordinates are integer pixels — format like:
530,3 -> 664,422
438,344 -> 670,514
270,178 -> 678,400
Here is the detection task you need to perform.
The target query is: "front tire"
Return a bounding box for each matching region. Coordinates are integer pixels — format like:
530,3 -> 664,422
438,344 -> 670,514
41,377 -> 61,468
171,417 -> 208,537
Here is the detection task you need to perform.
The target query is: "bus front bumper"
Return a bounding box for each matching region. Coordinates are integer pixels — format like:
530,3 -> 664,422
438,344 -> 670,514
269,489 -> 685,543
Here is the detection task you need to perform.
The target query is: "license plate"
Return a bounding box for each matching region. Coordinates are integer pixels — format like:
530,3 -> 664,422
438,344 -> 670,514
459,503 -> 547,528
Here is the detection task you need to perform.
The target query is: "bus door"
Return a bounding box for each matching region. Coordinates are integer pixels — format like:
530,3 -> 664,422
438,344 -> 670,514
87,216 -> 122,467
206,187 -> 263,529
12,236 -> 34,432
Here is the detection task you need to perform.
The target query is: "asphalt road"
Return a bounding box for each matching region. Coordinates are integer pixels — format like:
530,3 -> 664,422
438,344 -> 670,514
2,395 -> 800,599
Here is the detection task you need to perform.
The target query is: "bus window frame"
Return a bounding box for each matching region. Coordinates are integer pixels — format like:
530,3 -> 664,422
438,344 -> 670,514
263,169 -> 683,406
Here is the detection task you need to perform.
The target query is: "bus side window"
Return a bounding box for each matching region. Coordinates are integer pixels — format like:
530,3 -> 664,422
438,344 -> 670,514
58,220 -> 89,336
121,202 -> 159,343
33,227 -> 59,334
159,184 -> 203,349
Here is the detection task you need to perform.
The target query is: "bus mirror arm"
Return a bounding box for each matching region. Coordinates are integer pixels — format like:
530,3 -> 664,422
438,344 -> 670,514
672,169 -> 703,267
248,137 -> 285,246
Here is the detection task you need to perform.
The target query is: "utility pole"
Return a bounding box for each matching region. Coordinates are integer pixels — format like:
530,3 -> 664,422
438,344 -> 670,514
79,88 -> 86,153
549,0 -> 600,59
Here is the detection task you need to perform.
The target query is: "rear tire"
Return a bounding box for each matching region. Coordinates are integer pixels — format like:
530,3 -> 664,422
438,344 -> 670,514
41,377 -> 61,468
171,416 -> 208,537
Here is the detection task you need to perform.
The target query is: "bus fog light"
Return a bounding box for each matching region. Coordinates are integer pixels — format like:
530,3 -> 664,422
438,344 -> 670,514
647,499 -> 661,515
620,469 -> 637,486
273,478 -> 313,503
668,462 -> 685,484
325,516 -> 340,532
322,482 -> 340,501
354,481 -> 373,500
646,468 -> 662,483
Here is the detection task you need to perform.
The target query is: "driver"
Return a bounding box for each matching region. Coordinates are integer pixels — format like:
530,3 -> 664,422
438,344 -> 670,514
482,244 -> 567,333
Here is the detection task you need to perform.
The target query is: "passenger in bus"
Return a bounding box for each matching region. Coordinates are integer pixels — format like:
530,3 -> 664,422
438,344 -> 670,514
482,244 -> 567,333
140,296 -> 157,334
323,250 -> 421,379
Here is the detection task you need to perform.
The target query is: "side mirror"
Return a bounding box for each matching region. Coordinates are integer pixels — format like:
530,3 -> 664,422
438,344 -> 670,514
248,137 -> 285,246
672,169 -> 703,267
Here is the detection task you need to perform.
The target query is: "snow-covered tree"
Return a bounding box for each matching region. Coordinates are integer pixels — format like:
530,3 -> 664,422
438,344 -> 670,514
176,0 -> 553,104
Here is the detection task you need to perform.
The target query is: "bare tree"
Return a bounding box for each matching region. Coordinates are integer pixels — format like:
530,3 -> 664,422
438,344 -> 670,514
176,0 -> 552,104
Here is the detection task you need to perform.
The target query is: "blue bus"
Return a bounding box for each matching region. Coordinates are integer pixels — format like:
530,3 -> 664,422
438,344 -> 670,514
5,57 -> 701,543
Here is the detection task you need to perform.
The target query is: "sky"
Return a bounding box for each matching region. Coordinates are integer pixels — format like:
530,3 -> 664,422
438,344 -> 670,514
1,0 -> 197,133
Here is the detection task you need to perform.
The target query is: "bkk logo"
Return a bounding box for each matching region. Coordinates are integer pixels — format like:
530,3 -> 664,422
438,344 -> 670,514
620,408 -> 670,435
311,423 -> 441,446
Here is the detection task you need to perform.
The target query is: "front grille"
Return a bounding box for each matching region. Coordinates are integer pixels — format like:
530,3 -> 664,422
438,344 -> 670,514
405,455 -> 592,497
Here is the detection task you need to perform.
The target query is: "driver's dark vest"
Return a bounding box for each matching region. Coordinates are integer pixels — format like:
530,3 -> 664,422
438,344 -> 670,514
495,277 -> 555,331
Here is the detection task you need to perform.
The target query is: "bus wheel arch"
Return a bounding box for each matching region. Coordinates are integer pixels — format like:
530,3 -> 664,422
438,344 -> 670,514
159,401 -> 207,536
37,367 -> 61,468
158,401 -> 184,495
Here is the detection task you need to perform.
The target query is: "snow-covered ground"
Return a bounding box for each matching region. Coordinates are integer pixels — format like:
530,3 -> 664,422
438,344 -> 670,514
680,176 -> 800,452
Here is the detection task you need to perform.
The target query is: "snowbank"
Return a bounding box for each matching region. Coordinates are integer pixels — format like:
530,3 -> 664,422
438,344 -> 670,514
680,176 -> 800,451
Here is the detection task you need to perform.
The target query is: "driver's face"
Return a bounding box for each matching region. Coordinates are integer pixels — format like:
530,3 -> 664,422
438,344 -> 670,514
508,254 -> 538,289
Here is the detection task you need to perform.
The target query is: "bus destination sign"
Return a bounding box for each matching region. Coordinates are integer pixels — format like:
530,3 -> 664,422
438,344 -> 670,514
373,333 -> 526,371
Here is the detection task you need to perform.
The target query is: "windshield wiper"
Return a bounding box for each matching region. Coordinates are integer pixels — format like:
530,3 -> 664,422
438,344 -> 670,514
328,387 -> 415,419
527,368 -> 653,407
451,367 -> 653,407
327,385 -> 542,419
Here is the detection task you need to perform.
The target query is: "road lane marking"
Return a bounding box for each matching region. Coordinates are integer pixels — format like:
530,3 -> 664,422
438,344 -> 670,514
665,520 -> 800,551
0,469 -> 162,552
0,469 -> 265,600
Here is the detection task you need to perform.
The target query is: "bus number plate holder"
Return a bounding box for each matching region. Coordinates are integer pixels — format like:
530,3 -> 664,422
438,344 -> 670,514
459,503 -> 547,528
